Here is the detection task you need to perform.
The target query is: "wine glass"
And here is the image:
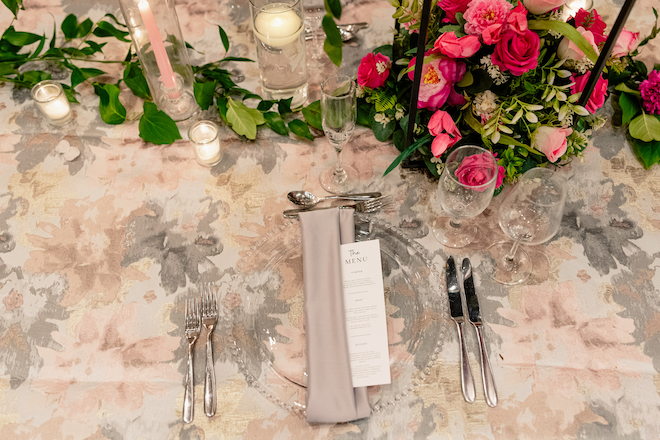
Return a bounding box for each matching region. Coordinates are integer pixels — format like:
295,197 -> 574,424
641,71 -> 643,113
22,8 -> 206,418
320,75 -> 358,194
432,145 -> 499,248
304,0 -> 325,59
487,168 -> 567,285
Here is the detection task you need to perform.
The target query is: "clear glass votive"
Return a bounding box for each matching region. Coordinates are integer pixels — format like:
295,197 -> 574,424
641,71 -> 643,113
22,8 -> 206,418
188,120 -> 222,167
31,80 -> 72,126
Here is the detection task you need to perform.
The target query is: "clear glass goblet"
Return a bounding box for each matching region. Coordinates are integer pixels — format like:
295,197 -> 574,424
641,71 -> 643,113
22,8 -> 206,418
487,167 -> 567,285
319,74 -> 358,194
432,145 -> 499,248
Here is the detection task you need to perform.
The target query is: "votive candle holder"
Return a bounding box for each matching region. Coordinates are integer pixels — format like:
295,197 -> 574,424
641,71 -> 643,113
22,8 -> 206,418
188,120 -> 222,167
31,80 -> 72,126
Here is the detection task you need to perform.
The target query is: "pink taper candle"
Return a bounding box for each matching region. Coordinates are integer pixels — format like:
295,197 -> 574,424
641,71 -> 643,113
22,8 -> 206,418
138,0 -> 180,98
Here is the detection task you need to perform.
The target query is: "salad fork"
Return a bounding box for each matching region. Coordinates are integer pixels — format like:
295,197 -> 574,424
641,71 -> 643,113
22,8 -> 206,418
183,298 -> 201,423
202,283 -> 218,417
282,195 -> 393,218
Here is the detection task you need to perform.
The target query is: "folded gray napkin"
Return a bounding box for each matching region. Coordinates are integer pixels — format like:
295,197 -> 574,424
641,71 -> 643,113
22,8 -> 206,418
299,208 -> 371,424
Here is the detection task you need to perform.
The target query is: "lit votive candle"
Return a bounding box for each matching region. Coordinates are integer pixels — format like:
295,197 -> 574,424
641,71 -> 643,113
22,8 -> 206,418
253,5 -> 303,48
562,0 -> 593,20
188,120 -> 222,167
31,80 -> 72,125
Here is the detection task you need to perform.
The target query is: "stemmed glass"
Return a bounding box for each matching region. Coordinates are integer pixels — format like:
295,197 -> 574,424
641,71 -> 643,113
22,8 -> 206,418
487,168 -> 567,285
320,74 -> 358,194
432,145 -> 499,248
304,0 -> 325,59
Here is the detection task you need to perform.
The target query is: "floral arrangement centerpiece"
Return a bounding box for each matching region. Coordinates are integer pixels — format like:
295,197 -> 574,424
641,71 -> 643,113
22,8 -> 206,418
356,0 -> 659,182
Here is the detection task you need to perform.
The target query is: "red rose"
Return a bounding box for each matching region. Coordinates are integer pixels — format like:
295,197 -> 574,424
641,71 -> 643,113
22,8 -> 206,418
575,8 -> 607,45
571,72 -> 608,113
438,0 -> 472,24
491,29 -> 540,76
357,53 -> 391,89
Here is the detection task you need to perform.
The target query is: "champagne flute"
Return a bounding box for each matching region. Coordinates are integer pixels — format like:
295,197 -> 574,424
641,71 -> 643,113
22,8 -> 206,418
320,75 -> 358,194
304,0 -> 325,59
487,168 -> 567,285
432,145 -> 499,248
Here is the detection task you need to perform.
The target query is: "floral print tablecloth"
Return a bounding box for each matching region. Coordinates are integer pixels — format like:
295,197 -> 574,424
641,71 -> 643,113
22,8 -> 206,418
1,0 -> 660,439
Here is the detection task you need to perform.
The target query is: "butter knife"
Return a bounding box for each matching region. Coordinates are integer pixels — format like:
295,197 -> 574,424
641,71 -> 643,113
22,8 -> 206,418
446,256 -> 476,403
462,258 -> 498,407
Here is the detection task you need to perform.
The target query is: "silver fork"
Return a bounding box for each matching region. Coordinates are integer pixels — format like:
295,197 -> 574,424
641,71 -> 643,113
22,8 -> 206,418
282,195 -> 393,218
202,283 -> 218,417
183,298 -> 201,423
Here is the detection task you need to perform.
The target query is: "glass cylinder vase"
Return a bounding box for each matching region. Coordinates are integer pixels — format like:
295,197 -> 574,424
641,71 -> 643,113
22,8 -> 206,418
249,0 -> 308,108
118,0 -> 198,122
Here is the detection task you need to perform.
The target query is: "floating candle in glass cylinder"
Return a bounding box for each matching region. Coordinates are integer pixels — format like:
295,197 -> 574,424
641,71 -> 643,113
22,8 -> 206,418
31,80 -> 72,125
253,5 -> 303,48
188,120 -> 222,167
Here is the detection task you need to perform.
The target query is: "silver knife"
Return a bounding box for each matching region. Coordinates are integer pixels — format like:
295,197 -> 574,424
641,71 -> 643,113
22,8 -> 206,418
446,256 -> 476,403
462,258 -> 498,407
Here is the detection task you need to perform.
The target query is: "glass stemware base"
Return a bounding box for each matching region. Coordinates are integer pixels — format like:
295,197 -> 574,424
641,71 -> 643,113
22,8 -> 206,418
432,218 -> 478,248
320,163 -> 358,194
486,241 -> 532,285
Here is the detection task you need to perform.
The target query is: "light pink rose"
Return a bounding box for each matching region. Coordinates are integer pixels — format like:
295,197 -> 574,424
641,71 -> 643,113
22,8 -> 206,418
407,54 -> 466,110
570,72 -> 608,113
455,151 -> 499,190
575,9 -> 607,45
522,0 -> 565,15
612,28 -> 640,57
492,29 -> 540,76
463,0 -> 512,45
531,126 -> 573,162
432,32 -> 481,58
428,110 -> 462,157
558,27 -> 599,61
357,53 -> 391,89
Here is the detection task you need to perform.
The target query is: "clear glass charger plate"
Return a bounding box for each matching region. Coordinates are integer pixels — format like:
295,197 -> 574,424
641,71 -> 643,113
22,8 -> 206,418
229,214 -> 449,415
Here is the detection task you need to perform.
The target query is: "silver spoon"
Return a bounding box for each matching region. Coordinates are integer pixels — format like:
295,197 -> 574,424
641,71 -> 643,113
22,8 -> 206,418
287,190 -> 382,209
305,22 -> 369,42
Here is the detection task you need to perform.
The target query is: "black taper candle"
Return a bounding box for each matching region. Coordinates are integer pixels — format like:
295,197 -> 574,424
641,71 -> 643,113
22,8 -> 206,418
405,0 -> 433,149
577,0 -> 637,108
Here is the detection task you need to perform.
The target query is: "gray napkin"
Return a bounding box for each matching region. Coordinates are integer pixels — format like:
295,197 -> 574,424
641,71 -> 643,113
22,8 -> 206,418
299,208 -> 371,424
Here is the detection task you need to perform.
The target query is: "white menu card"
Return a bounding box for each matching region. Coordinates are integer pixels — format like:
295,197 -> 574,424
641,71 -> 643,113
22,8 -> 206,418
340,239 -> 391,388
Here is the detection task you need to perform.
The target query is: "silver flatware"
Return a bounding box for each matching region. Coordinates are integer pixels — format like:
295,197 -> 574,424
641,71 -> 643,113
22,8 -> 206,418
462,258 -> 498,407
202,283 -> 219,417
446,256 -> 476,403
183,298 -> 201,423
282,196 -> 392,218
287,190 -> 382,209
305,22 -> 369,42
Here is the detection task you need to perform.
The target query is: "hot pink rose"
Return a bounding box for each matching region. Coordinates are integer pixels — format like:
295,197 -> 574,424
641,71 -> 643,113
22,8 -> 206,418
558,27 -> 598,61
432,32 -> 481,58
575,9 -> 607,45
522,0 -> 564,15
531,126 -> 572,162
455,151 -> 500,190
357,53 -> 391,89
612,28 -> 640,57
408,54 -> 466,110
463,0 -> 512,45
507,2 -> 529,34
571,72 -> 608,113
428,110 -> 462,157
438,0 -> 472,24
491,29 -> 540,76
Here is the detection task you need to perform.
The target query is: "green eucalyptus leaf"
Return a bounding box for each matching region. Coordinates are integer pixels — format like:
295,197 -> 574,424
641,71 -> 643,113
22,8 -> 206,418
246,107 -> 266,125
325,0 -> 342,18
61,14 -> 78,39
93,83 -> 126,125
18,70 -> 50,87
2,0 -> 20,18
193,81 -> 217,110
289,119 -> 314,140
257,100 -> 276,111
322,15 -> 342,67
631,138 -> 660,169
28,33 -> 46,59
264,111 -> 289,136
218,25 -> 230,52
123,62 -> 151,99
3,26 -> 42,46
615,82 -> 641,96
371,117 -> 396,142
77,18 -> 93,38
139,101 -> 182,144
217,95 -> 228,122
93,21 -> 131,42
71,67 -> 105,88
226,98 -> 257,139
81,40 -> 106,55
62,84 -> 78,103
278,97 -> 293,115
302,100 -> 322,130
619,93 -> 641,126
629,114 -> 660,142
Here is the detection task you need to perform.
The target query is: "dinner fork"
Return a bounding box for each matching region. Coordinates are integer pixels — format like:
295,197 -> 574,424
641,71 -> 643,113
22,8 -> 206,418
202,283 -> 218,417
282,195 -> 393,218
183,298 -> 201,424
